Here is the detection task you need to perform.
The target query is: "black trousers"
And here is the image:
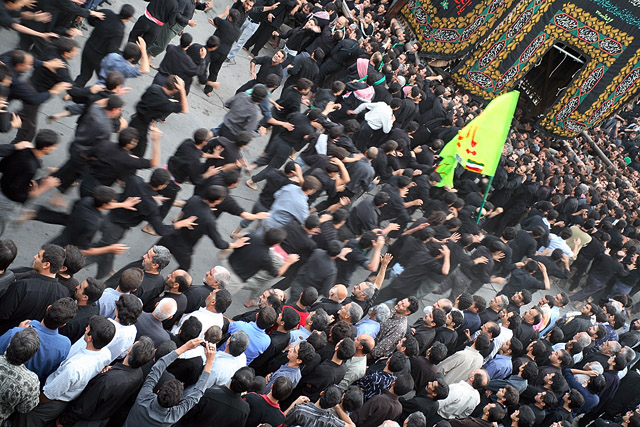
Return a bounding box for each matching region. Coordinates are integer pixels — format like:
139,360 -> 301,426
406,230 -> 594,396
12,103 -> 39,143
317,58 -> 341,87
75,48 -> 104,87
236,78 -> 257,94
86,218 -> 129,278
158,180 -> 180,220
129,114 -> 152,157
157,236 -> 193,270
53,148 -> 87,194
128,16 -> 162,46
244,22 -> 275,57
251,138 -> 292,183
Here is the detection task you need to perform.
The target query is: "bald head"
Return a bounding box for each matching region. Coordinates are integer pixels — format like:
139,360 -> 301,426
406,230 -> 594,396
330,285 -> 348,302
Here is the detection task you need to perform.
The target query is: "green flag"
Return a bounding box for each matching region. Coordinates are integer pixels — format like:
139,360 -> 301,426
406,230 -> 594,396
435,90 -> 520,187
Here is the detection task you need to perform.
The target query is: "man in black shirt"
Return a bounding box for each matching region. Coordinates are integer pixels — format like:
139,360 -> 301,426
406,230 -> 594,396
56,337 -> 155,426
59,277 -> 104,343
235,50 -> 285,94
156,185 -> 249,270
127,0 -> 178,45
89,170 -> 196,279
242,0 -> 296,57
180,366 -> 254,427
203,7 -> 241,94
128,75 -> 189,157
14,38 -> 76,143
0,244 -> 68,334
74,5 -> 134,87
152,33 -> 207,94
243,376 -> 291,427
0,129 -> 59,223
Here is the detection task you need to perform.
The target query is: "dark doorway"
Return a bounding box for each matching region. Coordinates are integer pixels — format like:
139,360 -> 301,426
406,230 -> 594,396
517,42 -> 586,117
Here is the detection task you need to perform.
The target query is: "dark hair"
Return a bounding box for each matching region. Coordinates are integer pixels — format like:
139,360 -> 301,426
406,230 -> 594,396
53,37 -> 78,56
0,239 -> 17,271
319,385 -> 342,409
456,293 -> 473,310
256,306 -> 277,330
307,330 -> 327,351
403,335 -> 419,357
474,333 -> 491,351
264,73 -> 281,89
388,351 -> 407,372
203,185 -> 228,203
150,168 -> 171,189
271,376 -> 293,400
264,227 -> 287,246
116,294 -> 143,326
342,386 -> 364,412
329,321 -> 351,344
296,340 -> 315,365
373,192 -> 390,206
251,85 -> 268,103
487,403 -> 507,422
521,361 -> 538,380
128,336 -> 155,368
34,129 -> 59,150
503,384 -> 519,406
393,373 -> 414,396
230,366 -> 255,394
118,127 -> 138,148
62,245 -> 85,276
41,244 -> 65,274
206,35 -> 220,49
234,131 -> 253,147
204,325 -> 222,344
158,379 -> 184,408
179,316 -> 202,341
122,42 -> 142,62
508,337 -> 523,357
118,4 -> 135,19
587,374 -> 606,393
567,389 -> 585,409
43,297 -> 77,329
300,287 -> 318,307
5,328 -> 40,365
87,315 -> 116,349
106,94 -> 124,111
92,186 -> 116,208
281,307 -> 300,331
119,267 -> 144,293
179,32 -> 192,48
428,342 -> 448,364
517,405 -> 536,427
155,340 -> 177,361
449,310 -> 464,328
309,309 -> 330,331
228,8 -> 241,22
336,337 -> 356,360
214,289 -> 232,314
83,277 -> 105,305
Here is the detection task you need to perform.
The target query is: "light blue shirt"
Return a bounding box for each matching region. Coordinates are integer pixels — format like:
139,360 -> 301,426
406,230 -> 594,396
222,321 -> 270,364
97,287 -> 125,319
264,184 -> 309,229
483,354 -> 512,380
289,326 -> 311,345
266,364 -> 301,392
99,53 -> 142,83
356,318 -> 381,339
540,306 -> 560,337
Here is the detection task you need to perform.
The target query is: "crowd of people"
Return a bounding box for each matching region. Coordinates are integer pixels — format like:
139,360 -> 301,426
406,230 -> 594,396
1,0 -> 640,426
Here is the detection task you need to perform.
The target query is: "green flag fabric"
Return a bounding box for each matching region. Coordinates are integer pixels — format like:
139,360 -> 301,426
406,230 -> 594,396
435,91 -> 520,188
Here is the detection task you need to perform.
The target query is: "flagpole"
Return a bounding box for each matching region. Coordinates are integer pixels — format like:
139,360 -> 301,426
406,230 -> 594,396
476,175 -> 494,224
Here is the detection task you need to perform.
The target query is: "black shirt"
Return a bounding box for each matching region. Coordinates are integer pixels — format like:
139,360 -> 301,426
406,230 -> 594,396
252,56 -> 284,84
168,139 -> 204,184
180,386 -> 250,427
0,274 -> 69,334
212,16 -> 241,54
259,169 -> 292,208
58,363 -> 144,425
346,197 -> 380,235
183,283 -> 215,314
280,220 -> 317,262
107,175 -> 174,235
299,359 -> 346,402
158,195 -> 229,253
228,230 -> 278,281
146,0 -> 179,25
243,393 -> 285,427
88,141 -> 151,186
59,304 -> 99,343
0,148 -> 40,203
135,84 -> 182,123
158,44 -> 205,83
51,197 -> 102,250
84,9 -> 125,55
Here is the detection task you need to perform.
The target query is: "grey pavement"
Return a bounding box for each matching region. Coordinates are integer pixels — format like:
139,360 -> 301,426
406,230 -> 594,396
0,4 -> 568,323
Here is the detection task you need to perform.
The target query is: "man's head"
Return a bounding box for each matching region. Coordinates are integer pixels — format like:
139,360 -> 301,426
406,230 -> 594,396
32,244 -> 65,275
166,269 -> 192,294
153,298 -> 178,321
256,306 -> 277,330
352,281 -> 375,301
329,284 -> 348,302
287,340 -> 315,366
227,330 -> 250,357
85,315 -> 116,349
395,297 -> 419,316
203,265 -> 230,289
0,239 -> 17,273
43,297 -> 77,330
125,336 -> 155,368
142,246 -> 171,273
206,289 -> 232,314
9,50 -> 33,73
5,328 -> 39,366
338,302 -> 363,325
335,337 -> 356,360
489,295 -> 509,312
74,277 -> 104,306
118,267 -> 143,293
115,294 -> 143,326
272,49 -> 286,64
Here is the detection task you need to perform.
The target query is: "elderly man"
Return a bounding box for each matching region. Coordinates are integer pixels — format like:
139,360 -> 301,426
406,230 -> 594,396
311,285 -> 348,318
437,369 -> 489,420
135,298 -> 178,346
345,253 -> 392,314
357,303 -> 391,339
578,340 -> 621,369
480,295 -> 509,324
147,269 -> 192,329
183,266 -> 231,314
207,330 -> 249,387
336,302 -> 364,326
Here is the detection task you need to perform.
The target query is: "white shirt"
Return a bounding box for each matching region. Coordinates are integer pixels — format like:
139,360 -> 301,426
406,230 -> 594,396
171,308 -> 224,359
437,380 -> 480,419
68,319 -> 137,363
487,326 -> 513,363
206,351 -> 247,388
43,346 -> 111,401
353,102 -> 394,133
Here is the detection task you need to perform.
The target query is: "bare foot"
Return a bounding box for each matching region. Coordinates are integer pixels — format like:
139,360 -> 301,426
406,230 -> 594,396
141,224 -> 158,236
245,179 -> 258,190
49,194 -> 67,208
173,200 -> 186,207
